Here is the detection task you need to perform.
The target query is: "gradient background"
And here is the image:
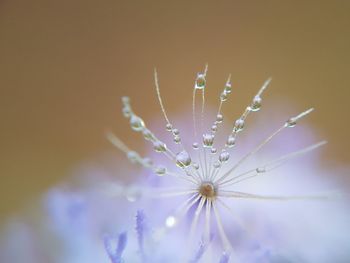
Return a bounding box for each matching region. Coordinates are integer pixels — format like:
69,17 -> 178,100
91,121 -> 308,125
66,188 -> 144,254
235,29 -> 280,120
0,0 -> 349,221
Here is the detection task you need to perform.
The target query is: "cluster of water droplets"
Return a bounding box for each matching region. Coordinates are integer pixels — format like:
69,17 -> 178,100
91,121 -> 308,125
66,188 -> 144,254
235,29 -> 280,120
122,95 -> 195,177
219,76 -> 232,102
117,69 -> 312,185
193,76 -> 235,171
165,123 -> 192,168
103,67 -> 326,263
121,69 -> 305,182
121,97 -> 171,176
108,67 -> 317,214
222,79 -> 272,153
192,76 -> 272,173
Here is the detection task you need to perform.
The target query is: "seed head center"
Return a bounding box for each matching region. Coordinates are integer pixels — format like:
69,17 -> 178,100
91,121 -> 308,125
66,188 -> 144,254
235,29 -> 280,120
199,182 -> 216,198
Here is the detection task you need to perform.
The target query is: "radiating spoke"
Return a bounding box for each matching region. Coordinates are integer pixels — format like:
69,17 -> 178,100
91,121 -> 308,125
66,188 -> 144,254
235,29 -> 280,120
220,141 -> 327,187
204,198 -> 212,244
148,189 -> 198,198
215,108 -> 314,184
212,201 -> 233,253
188,196 -> 206,255
216,198 -> 254,238
219,190 -> 333,201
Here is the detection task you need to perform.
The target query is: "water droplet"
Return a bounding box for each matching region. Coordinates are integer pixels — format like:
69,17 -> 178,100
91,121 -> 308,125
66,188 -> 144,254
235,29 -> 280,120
211,147 -> 217,154
234,119 -> 245,132
250,96 -> 262,112
256,167 -> 266,173
220,91 -> 228,102
153,141 -> 167,152
176,151 -> 191,167
203,133 -> 214,147
155,165 -> 167,176
216,114 -> 223,123
126,186 -> 141,202
127,151 -> 139,162
225,82 -> 232,94
122,96 -> 130,104
192,162 -> 199,170
130,115 -> 145,131
172,128 -> 180,135
122,107 -> 131,118
286,118 -> 297,128
226,135 -> 236,148
174,136 -> 181,144
166,123 -> 172,131
195,74 -> 206,90
219,151 -> 230,163
192,142 -> 199,150
211,125 -> 218,132
213,161 -> 221,168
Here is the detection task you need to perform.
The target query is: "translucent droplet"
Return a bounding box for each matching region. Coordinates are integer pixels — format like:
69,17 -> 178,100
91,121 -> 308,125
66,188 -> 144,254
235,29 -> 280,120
219,151 -> 230,163
286,118 -> 297,128
226,135 -> 236,148
122,107 -> 131,118
166,123 -> 173,131
127,151 -> 139,163
234,119 -> 245,132
172,128 -> 180,135
211,147 -> 217,154
192,162 -> 199,170
153,141 -> 167,152
225,82 -> 232,94
195,74 -> 206,90
155,165 -> 167,176
176,151 -> 192,168
216,114 -> 223,123
174,136 -> 181,144
192,142 -> 199,150
211,125 -> 218,132
203,133 -> 214,147
126,186 -> 141,202
142,129 -> 154,141
130,115 -> 145,131
122,96 -> 130,104
250,96 -> 262,112
220,91 -> 228,102
256,167 -> 266,173
213,161 -> 221,168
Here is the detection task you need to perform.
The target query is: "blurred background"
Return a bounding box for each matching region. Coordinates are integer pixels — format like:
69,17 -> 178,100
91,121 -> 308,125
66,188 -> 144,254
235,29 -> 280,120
0,0 -> 349,222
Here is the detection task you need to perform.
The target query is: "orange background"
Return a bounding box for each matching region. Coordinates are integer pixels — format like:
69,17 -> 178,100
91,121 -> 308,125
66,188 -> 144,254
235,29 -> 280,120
0,0 -> 349,220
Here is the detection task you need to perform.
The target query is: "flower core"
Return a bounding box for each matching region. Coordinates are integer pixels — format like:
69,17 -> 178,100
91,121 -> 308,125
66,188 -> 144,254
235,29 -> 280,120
199,182 -> 216,198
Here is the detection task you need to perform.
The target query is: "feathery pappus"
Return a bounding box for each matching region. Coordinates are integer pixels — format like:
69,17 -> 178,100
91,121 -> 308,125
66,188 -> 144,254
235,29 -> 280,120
106,65 -> 328,261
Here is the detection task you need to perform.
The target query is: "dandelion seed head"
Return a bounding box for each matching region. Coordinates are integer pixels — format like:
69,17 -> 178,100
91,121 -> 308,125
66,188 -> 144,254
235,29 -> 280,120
106,65 -> 330,260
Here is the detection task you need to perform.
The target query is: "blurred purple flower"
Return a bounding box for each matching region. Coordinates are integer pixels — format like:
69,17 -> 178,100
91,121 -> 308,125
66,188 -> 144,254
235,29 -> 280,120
1,67 -> 350,263
104,232 -> 127,263
105,66 -> 349,261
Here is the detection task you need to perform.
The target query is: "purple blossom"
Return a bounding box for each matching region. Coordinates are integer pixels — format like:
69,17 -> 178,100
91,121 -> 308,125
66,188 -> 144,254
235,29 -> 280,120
135,210 -> 146,258
189,241 -> 206,263
1,67 -> 350,263
104,232 -> 127,263
219,253 -> 230,263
